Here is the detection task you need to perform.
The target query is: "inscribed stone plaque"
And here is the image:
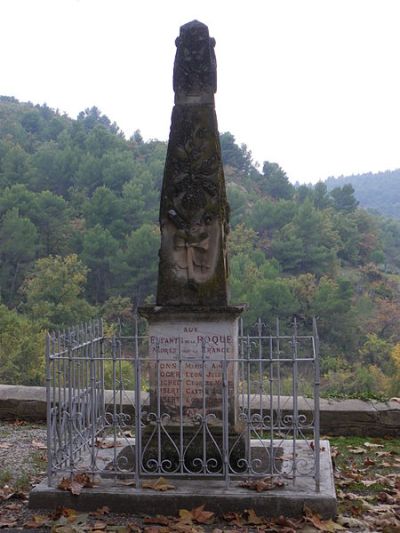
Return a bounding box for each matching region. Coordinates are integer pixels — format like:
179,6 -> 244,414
148,318 -> 238,425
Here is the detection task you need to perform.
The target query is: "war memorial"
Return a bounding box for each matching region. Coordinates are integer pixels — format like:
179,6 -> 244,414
30,21 -> 336,517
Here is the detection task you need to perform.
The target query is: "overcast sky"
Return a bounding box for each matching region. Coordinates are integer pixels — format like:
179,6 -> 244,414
2,0 -> 400,183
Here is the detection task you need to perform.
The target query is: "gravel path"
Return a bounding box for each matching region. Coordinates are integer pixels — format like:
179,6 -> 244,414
0,421 -> 47,484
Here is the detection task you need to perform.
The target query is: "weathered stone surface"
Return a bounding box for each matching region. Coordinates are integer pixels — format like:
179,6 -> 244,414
157,20 -> 229,307
0,385 -> 46,420
173,20 -> 217,101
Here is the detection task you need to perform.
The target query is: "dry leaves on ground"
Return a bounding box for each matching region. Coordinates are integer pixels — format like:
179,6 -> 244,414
31,439 -> 47,450
304,506 -> 345,531
95,439 -> 124,449
239,477 -> 285,492
141,477 -> 176,491
57,473 -> 96,495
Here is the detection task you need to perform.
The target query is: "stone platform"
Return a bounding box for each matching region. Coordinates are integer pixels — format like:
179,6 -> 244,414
29,440 -> 336,518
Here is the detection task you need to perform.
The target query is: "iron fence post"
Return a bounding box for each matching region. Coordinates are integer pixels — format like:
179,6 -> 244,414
46,332 -> 52,486
134,314 -> 142,489
313,317 -> 321,492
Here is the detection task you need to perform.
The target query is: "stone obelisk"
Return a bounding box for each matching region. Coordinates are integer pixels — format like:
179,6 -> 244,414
157,20 -> 229,306
140,20 -> 244,433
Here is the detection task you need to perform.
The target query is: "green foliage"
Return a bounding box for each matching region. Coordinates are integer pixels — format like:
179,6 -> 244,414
0,304 -> 43,385
261,161 -> 294,199
271,200 -> 339,275
81,225 -> 119,303
220,132 -> 254,175
0,97 -> 399,397
326,168 -> 400,219
22,254 -> 95,329
0,207 -> 38,304
330,184 -> 359,212
111,223 -> 159,305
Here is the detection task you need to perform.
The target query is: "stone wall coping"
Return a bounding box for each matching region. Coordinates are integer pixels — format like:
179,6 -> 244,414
1,385 -> 399,412
1,385 -> 399,436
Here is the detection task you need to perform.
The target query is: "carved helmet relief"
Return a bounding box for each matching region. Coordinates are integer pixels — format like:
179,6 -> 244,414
157,21 -> 229,306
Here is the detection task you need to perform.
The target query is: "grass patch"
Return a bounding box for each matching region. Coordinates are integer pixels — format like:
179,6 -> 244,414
0,469 -> 12,486
328,435 -> 400,500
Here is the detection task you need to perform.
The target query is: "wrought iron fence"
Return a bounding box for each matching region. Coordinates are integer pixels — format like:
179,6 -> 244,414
46,317 -> 320,490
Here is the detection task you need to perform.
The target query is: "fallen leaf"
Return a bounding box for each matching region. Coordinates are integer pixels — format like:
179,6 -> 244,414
239,477 -> 284,492
58,477 -> 73,491
143,516 -> 171,526
310,441 -> 326,452
127,522 -> 142,533
0,517 -> 18,528
0,486 -> 13,501
336,515 -> 367,528
274,514 -> 300,529
191,504 -> 214,524
330,446 -> 340,459
222,512 -> 244,527
57,473 -> 94,496
364,442 -> 384,449
179,508 -> 194,523
3,502 -> 22,510
347,447 -> 366,454
119,479 -> 136,486
335,477 -> 354,487
95,439 -> 123,449
31,439 -> 47,449
53,526 -> 75,533
304,505 -> 344,531
0,487 -> 28,501
74,472 -> 96,488
0,442 -> 11,449
69,480 -> 84,496
92,521 -> 107,530
376,451 -> 394,458
364,457 -> 376,466
142,477 -> 175,491
244,508 -> 263,525
360,479 -> 379,487
377,491 -> 397,504
23,515 -> 48,528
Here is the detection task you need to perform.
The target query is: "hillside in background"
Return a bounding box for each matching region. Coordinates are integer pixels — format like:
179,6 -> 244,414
325,169 -> 400,219
0,96 -> 400,399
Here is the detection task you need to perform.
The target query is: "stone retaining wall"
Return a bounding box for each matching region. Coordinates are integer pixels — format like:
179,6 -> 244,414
0,384 -> 399,437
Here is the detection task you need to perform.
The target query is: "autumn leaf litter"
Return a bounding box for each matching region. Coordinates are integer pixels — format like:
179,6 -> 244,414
1,422 -> 400,531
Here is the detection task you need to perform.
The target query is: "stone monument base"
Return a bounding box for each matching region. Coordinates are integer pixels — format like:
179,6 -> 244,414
29,440 -> 337,518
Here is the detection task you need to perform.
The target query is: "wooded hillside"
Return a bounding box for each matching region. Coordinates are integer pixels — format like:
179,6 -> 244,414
0,96 -> 399,398
325,170 -> 400,219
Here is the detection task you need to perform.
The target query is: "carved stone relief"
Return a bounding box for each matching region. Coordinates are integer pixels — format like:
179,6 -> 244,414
157,21 -> 229,306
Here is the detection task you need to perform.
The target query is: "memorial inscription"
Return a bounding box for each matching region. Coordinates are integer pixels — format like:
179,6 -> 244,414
148,319 -> 237,421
